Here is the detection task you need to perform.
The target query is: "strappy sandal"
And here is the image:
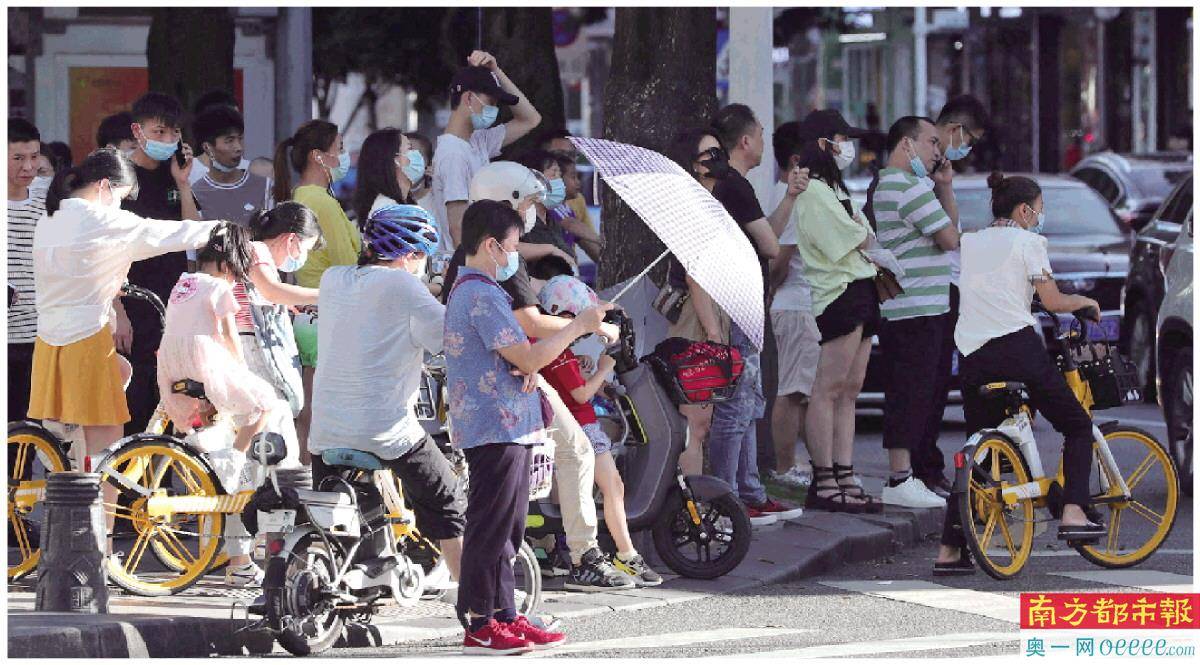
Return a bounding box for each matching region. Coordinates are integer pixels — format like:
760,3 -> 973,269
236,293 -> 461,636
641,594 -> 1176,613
932,547 -> 975,576
833,463 -> 883,514
805,465 -> 866,514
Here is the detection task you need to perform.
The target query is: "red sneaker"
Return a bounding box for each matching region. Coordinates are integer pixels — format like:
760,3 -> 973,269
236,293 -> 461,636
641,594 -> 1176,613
750,497 -> 805,521
506,615 -> 566,650
462,619 -> 533,656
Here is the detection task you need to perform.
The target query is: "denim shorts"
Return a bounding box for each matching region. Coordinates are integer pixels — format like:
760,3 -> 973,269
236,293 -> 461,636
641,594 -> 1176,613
581,422 -> 614,456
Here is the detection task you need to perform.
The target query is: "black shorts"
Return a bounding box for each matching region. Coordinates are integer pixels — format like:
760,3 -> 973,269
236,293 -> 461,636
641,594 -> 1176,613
816,278 -> 881,344
313,434 -> 466,541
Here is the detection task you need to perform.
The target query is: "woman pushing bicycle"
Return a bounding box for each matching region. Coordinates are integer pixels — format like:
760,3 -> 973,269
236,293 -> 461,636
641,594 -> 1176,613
933,172 -> 1105,575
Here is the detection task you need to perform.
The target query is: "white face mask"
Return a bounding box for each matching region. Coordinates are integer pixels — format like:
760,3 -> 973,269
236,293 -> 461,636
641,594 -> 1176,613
833,141 -> 856,170
523,205 -> 537,233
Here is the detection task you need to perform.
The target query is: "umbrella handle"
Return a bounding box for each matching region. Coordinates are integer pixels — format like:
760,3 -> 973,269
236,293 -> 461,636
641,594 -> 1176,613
609,249 -> 671,303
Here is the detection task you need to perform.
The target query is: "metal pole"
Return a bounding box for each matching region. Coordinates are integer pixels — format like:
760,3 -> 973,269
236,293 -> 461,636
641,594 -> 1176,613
914,7 -> 928,117
275,7 -> 313,143
1031,16 -> 1041,172
609,249 -> 671,303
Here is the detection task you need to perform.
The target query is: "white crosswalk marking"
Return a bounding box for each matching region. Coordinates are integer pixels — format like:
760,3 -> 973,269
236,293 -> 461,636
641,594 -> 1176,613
744,631 -> 1019,658
820,579 -> 1021,623
1023,548 -> 1193,558
526,627 -> 813,657
1049,570 -> 1196,593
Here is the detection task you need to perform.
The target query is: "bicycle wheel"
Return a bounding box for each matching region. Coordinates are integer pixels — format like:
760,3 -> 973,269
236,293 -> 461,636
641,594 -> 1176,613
7,423 -> 70,581
1074,424 -> 1179,569
957,433 -> 1036,580
100,437 -> 225,596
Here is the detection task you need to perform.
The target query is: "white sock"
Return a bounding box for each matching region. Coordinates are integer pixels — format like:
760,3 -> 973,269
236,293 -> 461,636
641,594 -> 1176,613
617,549 -> 638,560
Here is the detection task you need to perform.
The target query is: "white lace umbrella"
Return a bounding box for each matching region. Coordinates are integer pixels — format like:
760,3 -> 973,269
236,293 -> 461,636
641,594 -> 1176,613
571,137 -> 764,350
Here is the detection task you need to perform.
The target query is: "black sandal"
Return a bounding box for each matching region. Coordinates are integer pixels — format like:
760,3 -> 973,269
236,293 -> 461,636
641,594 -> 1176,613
833,463 -> 883,514
805,465 -> 866,514
932,547 -> 976,576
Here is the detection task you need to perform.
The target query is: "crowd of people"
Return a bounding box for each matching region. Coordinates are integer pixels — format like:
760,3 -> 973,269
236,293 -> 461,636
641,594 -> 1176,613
8,48 -> 1110,655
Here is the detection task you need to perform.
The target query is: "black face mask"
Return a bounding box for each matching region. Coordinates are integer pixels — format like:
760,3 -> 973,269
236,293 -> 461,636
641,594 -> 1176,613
699,156 -> 733,180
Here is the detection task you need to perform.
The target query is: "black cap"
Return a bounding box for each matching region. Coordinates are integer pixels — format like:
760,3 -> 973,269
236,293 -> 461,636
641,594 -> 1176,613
449,66 -> 519,107
798,109 -> 870,141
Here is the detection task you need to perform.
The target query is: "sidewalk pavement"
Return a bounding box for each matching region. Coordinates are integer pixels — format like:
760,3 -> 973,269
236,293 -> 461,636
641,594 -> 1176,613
7,498 -> 945,658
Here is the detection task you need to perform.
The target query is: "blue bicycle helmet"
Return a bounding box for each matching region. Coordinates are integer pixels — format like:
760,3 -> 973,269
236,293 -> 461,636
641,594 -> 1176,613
363,203 -> 440,259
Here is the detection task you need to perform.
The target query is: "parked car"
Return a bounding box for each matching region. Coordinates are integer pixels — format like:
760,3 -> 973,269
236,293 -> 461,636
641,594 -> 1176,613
1121,174 -> 1193,402
848,173 -> 1129,408
1070,151 -> 1192,233
1156,215 -> 1193,496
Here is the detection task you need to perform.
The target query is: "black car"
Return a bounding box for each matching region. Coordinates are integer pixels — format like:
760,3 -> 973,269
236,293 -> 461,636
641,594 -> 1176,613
1123,174 -> 1194,402
848,174 -> 1128,409
1070,151 -> 1192,233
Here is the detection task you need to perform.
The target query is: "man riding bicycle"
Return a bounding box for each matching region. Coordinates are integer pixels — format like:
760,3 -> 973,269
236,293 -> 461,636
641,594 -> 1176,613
308,203 -> 465,581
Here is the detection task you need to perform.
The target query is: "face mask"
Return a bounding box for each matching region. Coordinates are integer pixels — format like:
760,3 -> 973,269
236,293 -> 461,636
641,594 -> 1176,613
944,126 -> 973,161
906,139 -> 928,179
399,150 -> 426,185
280,239 -> 309,273
699,156 -> 732,180
30,175 -> 52,192
1028,206 -> 1045,235
100,181 -> 122,209
491,241 -> 519,282
523,205 -> 538,233
544,178 -> 567,208
324,151 -> 350,182
207,148 -> 238,173
833,140 -> 855,170
138,126 -> 179,162
469,95 -> 500,131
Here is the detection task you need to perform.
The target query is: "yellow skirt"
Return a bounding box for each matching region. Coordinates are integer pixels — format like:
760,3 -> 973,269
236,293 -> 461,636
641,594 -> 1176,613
28,327 -> 131,426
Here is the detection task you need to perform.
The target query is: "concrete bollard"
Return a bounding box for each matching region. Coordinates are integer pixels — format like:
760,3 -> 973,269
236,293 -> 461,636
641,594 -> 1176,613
34,472 -> 110,613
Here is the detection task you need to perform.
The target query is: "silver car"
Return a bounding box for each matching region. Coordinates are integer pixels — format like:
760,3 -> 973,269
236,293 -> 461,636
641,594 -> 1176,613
1156,214 -> 1193,495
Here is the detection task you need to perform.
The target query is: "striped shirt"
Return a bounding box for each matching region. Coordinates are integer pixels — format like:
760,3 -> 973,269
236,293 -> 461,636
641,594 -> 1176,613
7,189 -> 47,344
872,168 -> 952,320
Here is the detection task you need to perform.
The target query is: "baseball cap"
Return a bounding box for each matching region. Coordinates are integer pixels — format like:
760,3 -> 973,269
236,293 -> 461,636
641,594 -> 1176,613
798,109 -> 869,141
450,66 -> 519,107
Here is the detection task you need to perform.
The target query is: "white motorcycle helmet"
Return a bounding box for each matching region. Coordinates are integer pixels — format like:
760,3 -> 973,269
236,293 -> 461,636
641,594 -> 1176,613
468,161 -> 548,232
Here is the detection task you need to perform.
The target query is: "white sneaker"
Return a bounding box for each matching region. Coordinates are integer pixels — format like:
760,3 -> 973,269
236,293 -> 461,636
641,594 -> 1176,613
881,477 -> 947,509
225,562 -> 265,588
748,510 -> 779,527
770,467 -> 811,488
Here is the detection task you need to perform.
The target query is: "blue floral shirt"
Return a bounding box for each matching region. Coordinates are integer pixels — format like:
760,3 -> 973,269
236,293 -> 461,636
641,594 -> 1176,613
444,267 -> 544,449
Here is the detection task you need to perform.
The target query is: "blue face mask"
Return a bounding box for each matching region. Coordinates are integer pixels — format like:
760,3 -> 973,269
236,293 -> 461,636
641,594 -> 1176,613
142,136 -> 179,162
906,139 -> 929,179
326,151 -> 350,182
400,150 -> 426,185
1029,206 -> 1046,235
470,95 -> 500,130
492,242 -> 519,282
545,178 -> 567,208
279,239 -> 309,273
944,126 -> 973,161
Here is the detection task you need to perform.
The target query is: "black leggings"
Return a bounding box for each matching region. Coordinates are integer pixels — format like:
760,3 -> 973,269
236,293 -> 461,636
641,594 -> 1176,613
941,327 -> 1095,549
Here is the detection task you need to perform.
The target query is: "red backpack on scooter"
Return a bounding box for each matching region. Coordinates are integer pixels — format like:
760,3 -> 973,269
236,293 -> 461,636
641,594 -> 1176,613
644,337 -> 744,405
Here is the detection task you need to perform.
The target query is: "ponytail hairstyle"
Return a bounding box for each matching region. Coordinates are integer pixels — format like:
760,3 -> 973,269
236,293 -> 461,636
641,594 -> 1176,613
353,128 -> 408,229
196,223 -> 255,282
246,201 -> 323,244
794,138 -> 849,198
45,147 -> 138,216
272,119 -> 339,203
987,171 -> 1042,219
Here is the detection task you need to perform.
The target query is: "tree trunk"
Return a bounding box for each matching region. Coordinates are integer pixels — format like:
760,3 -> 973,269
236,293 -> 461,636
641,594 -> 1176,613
482,8 -> 566,159
597,8 -> 717,290
146,8 -> 236,130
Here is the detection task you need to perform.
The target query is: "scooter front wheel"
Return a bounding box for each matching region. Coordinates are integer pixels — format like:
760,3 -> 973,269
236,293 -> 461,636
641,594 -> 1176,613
652,489 -> 751,579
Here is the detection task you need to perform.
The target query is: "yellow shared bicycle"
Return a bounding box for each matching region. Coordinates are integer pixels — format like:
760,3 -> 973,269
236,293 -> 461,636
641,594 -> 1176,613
954,304 -> 1180,580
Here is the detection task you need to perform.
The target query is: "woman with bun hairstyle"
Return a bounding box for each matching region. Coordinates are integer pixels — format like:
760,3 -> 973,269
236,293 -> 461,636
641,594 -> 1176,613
933,172 -> 1104,576
30,148 -> 219,528
273,120 -> 360,461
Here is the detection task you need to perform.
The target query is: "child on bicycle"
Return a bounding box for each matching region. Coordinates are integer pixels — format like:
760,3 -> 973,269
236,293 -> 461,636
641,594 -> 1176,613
536,275 -> 662,588
157,224 -> 292,586
933,172 -> 1104,576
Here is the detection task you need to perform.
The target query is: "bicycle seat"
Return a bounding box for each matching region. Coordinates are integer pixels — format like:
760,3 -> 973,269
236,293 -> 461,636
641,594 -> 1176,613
978,382 -> 1027,399
321,448 -> 384,471
171,379 -> 207,399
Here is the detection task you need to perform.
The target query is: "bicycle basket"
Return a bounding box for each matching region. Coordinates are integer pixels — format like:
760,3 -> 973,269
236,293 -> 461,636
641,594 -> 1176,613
643,337 -> 744,406
528,438 -> 556,501
1071,325 -> 1142,410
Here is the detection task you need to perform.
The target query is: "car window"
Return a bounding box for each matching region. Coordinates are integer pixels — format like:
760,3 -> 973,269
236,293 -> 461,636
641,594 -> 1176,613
1072,167 -> 1121,204
1158,176 -> 1193,224
954,183 -> 1123,236
1130,168 -> 1191,201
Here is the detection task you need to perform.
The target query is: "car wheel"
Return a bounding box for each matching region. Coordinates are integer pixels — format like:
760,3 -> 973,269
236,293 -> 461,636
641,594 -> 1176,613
1164,346 -> 1193,496
1130,310 -> 1157,403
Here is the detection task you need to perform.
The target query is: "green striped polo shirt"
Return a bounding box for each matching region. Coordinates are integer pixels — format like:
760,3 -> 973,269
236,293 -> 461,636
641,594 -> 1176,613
872,167 -> 952,320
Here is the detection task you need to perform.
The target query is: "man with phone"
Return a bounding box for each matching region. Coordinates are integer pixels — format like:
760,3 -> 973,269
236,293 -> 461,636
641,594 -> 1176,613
122,91 -> 203,434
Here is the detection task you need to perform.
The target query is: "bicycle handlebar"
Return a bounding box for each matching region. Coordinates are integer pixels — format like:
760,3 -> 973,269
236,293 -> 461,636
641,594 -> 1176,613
119,283 -> 167,323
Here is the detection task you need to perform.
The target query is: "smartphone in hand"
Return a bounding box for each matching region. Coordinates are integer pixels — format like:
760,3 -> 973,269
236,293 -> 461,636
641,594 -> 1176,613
174,144 -> 187,169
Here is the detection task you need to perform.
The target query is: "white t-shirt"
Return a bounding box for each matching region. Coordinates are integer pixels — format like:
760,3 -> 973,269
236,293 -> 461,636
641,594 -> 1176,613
430,125 -> 507,252
188,157 -> 252,185
955,226 -> 1052,357
768,181 -> 813,313
309,265 -> 446,460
